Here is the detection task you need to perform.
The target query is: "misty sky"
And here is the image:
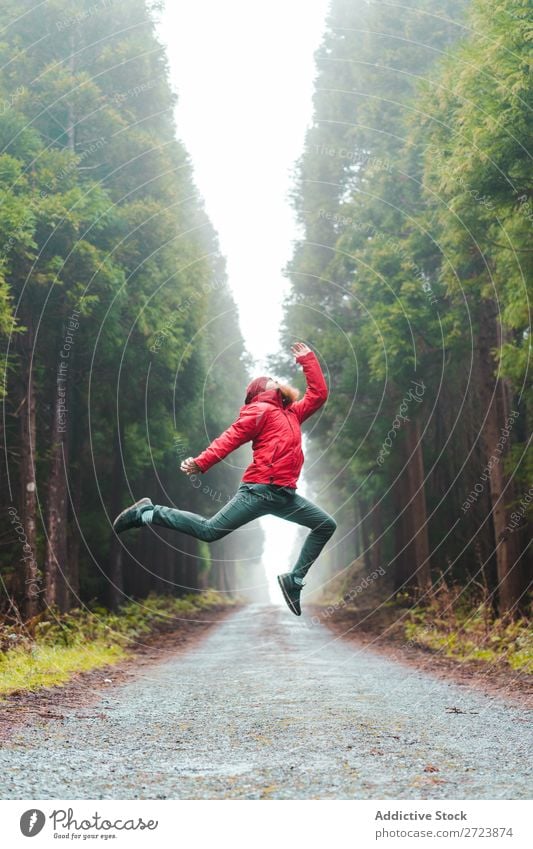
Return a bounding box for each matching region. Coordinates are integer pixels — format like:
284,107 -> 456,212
155,0 -> 330,598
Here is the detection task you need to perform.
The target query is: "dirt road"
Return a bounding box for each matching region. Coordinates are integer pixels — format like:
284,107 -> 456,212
2,605 -> 531,799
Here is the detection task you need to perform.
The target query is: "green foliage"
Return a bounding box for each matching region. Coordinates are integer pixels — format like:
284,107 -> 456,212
0,643 -> 125,696
0,0 -> 253,608
0,590 -> 235,696
404,599 -> 533,674
417,0 -> 533,493
283,0 -> 532,597
30,590 -> 234,646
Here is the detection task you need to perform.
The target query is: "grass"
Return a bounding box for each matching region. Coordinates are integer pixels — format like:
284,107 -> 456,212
404,618 -> 533,673
402,582 -> 533,674
316,568 -> 532,675
0,590 -> 237,698
0,642 -> 125,696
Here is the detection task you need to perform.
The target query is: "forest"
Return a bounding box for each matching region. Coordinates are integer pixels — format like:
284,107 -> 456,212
277,0 -> 532,625
0,0 -> 531,637
0,0 -> 265,623
0,0 -> 531,812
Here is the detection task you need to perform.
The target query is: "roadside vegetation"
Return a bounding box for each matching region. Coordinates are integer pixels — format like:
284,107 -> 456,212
0,591 -> 236,698
281,0 -> 532,621
403,583 -> 533,675
314,560 -> 532,675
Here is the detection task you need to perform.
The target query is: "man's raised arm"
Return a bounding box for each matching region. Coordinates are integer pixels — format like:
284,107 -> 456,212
290,344 -> 328,424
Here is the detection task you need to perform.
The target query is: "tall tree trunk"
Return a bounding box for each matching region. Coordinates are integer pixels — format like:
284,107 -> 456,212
353,501 -> 362,560
18,327 -> 40,619
43,37 -> 77,612
345,510 -> 359,570
67,432 -> 87,605
358,497 -> 372,572
44,322 -> 70,612
217,537 -> 229,594
153,533 -> 170,595
370,497 -> 382,573
163,531 -> 176,593
477,300 -> 523,617
106,425 -> 125,609
133,524 -> 151,598
183,535 -> 199,593
391,474 -> 415,592
404,417 -> 432,594
210,536 -> 226,592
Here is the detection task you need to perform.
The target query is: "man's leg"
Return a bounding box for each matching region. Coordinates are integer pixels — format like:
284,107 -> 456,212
270,492 -> 337,582
149,484 -> 270,542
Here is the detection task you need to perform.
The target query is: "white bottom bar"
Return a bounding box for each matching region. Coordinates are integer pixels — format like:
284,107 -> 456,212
1,799 -> 531,848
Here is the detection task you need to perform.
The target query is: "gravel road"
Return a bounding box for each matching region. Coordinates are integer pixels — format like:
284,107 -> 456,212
2,604 -> 531,799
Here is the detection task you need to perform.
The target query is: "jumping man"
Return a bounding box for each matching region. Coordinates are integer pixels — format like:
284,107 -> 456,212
112,342 -> 337,615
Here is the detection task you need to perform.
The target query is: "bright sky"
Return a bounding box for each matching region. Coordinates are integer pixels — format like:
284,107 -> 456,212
156,0 -> 330,601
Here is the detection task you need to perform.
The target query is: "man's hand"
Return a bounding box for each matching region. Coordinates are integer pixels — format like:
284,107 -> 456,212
181,457 -> 200,475
291,341 -> 312,360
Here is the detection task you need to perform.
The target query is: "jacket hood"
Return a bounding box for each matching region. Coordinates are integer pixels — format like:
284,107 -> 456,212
244,376 -> 269,405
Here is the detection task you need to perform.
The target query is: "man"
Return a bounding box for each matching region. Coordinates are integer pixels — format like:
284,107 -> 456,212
113,342 -> 337,615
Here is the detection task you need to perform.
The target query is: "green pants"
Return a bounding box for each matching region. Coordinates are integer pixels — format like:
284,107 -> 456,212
151,483 -> 337,580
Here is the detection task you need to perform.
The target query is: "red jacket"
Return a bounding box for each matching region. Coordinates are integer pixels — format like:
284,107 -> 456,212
193,351 -> 328,488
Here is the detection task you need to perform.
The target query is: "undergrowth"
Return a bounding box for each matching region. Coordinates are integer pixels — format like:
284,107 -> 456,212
0,590 -> 236,697
402,578 -> 532,674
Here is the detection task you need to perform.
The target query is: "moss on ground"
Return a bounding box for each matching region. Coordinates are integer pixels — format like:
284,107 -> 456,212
0,642 -> 125,695
0,590 -> 236,698
404,599 -> 533,674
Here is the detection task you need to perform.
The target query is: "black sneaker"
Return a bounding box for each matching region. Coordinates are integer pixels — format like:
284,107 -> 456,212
277,572 -> 305,616
112,497 -> 153,534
